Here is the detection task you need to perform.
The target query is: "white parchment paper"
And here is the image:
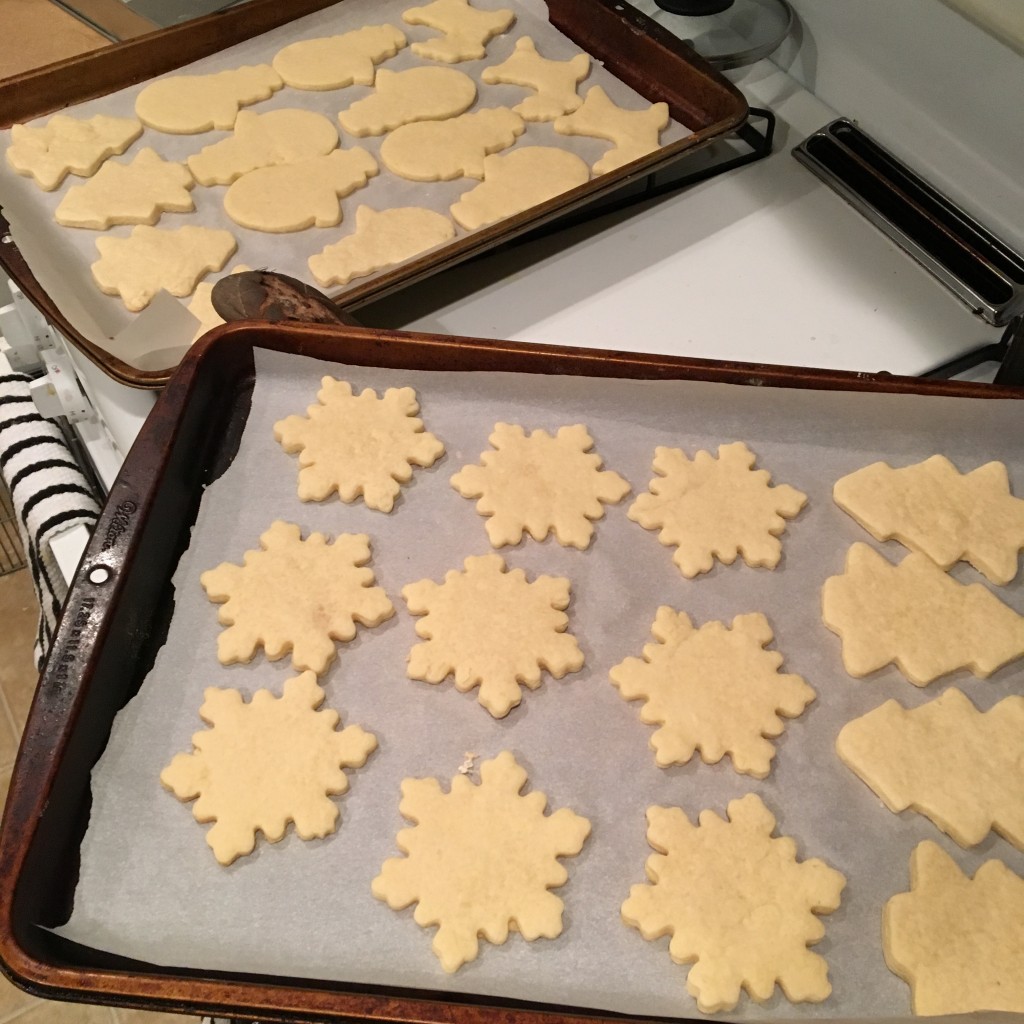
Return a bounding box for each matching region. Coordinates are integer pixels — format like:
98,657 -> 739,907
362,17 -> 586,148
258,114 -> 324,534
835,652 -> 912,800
59,349 -> 1024,1023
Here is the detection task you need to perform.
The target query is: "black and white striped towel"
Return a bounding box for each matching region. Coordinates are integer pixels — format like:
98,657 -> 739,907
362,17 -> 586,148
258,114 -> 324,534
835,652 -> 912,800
0,353 -> 100,667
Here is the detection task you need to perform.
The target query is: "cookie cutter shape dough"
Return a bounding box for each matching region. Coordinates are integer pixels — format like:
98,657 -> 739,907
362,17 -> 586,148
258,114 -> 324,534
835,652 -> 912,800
224,148 -> 378,233
199,520 -> 394,674
272,24 -> 407,90
884,840 -> 1024,1015
5,114 -> 142,191
402,0 -> 515,63
161,671 -> 377,865
372,750 -> 591,971
451,422 -> 629,548
274,377 -> 444,511
837,688 -> 1024,849
621,793 -> 846,1013
628,441 -> 807,578
338,67 -> 476,136
135,65 -> 283,134
187,109 -> 339,187
379,107 -> 525,181
309,206 -> 455,287
481,36 -> 590,121
186,264 -> 252,344
402,553 -> 584,718
821,542 -> 1024,684
611,609 -> 815,778
55,147 -> 194,229
834,454 -> 1024,585
555,85 -> 669,174
91,225 -> 236,312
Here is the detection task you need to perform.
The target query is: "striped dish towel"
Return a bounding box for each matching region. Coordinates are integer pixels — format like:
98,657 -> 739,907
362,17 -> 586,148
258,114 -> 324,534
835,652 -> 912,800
0,353 -> 100,667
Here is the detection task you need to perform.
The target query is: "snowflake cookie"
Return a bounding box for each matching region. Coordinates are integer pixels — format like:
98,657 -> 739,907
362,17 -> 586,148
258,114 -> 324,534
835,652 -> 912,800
273,378 -> 444,512
402,553 -> 584,717
628,441 -> 806,577
621,793 -> 846,1013
200,520 -> 394,674
450,423 -> 630,549
160,672 -> 377,864
610,609 -> 814,778
372,750 -> 591,971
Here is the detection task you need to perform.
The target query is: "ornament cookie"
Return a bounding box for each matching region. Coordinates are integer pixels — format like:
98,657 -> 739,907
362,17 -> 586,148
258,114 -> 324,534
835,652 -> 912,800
338,67 -> 476,136
199,520 -> 394,675
372,751 -> 590,971
272,24 -> 407,90
481,36 -> 589,121
834,454 -> 1024,585
451,422 -> 629,548
402,0 -> 514,62
554,85 -> 669,174
622,794 -> 846,1013
5,114 -> 142,191
379,107 -> 525,181
161,672 -> 377,865
135,65 -> 283,134
91,225 -> 236,312
224,148 -> 378,232
309,206 -> 455,287
837,688 -> 1024,849
884,841 -> 1024,1015
186,264 -> 251,343
628,441 -> 806,578
821,542 -> 1024,684
610,609 -> 814,778
402,553 -> 584,718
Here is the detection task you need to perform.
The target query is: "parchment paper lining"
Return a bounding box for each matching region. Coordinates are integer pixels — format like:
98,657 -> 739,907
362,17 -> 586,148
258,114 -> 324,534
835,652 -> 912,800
60,349 -> 1024,1024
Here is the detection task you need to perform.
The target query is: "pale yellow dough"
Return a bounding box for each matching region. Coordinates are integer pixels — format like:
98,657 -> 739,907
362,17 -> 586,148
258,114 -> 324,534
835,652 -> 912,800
5,114 -> 142,191
187,109 -> 339,186
91,225 -> 236,312
338,67 -> 476,136
481,37 -> 589,121
186,264 -> 252,344
272,24 -> 407,90
135,65 -> 283,134
223,148 -> 378,233
402,0 -> 514,62
449,146 -> 590,231
372,751 -> 591,972
308,206 -> 455,287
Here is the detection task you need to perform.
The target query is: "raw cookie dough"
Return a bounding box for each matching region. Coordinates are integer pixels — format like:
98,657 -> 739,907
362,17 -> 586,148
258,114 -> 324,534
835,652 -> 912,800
402,553 -> 584,718
481,37 -> 590,121
821,542 -> 1024,684
91,224 -> 236,312
55,147 -> 194,228
628,441 -> 807,578
338,67 -> 476,136
402,0 -> 515,62
379,107 -> 525,181
610,609 -> 815,778
554,85 -> 669,174
272,24 -> 407,90
449,146 -> 590,231
160,671 -> 377,865
884,841 -> 1024,1015
372,751 -> 591,971
186,264 -> 251,343
273,377 -> 444,511
622,793 -> 846,1013
834,454 -> 1024,585
199,520 -> 394,675
186,109 -> 339,186
308,206 -> 455,287
837,688 -> 1024,849
5,114 -> 142,191
450,422 -> 629,548
223,148 -> 378,232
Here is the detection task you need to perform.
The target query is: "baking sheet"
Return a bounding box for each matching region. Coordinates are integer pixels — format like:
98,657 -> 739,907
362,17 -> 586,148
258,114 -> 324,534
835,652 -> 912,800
0,0 -> 691,371
58,349 -> 1024,1022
